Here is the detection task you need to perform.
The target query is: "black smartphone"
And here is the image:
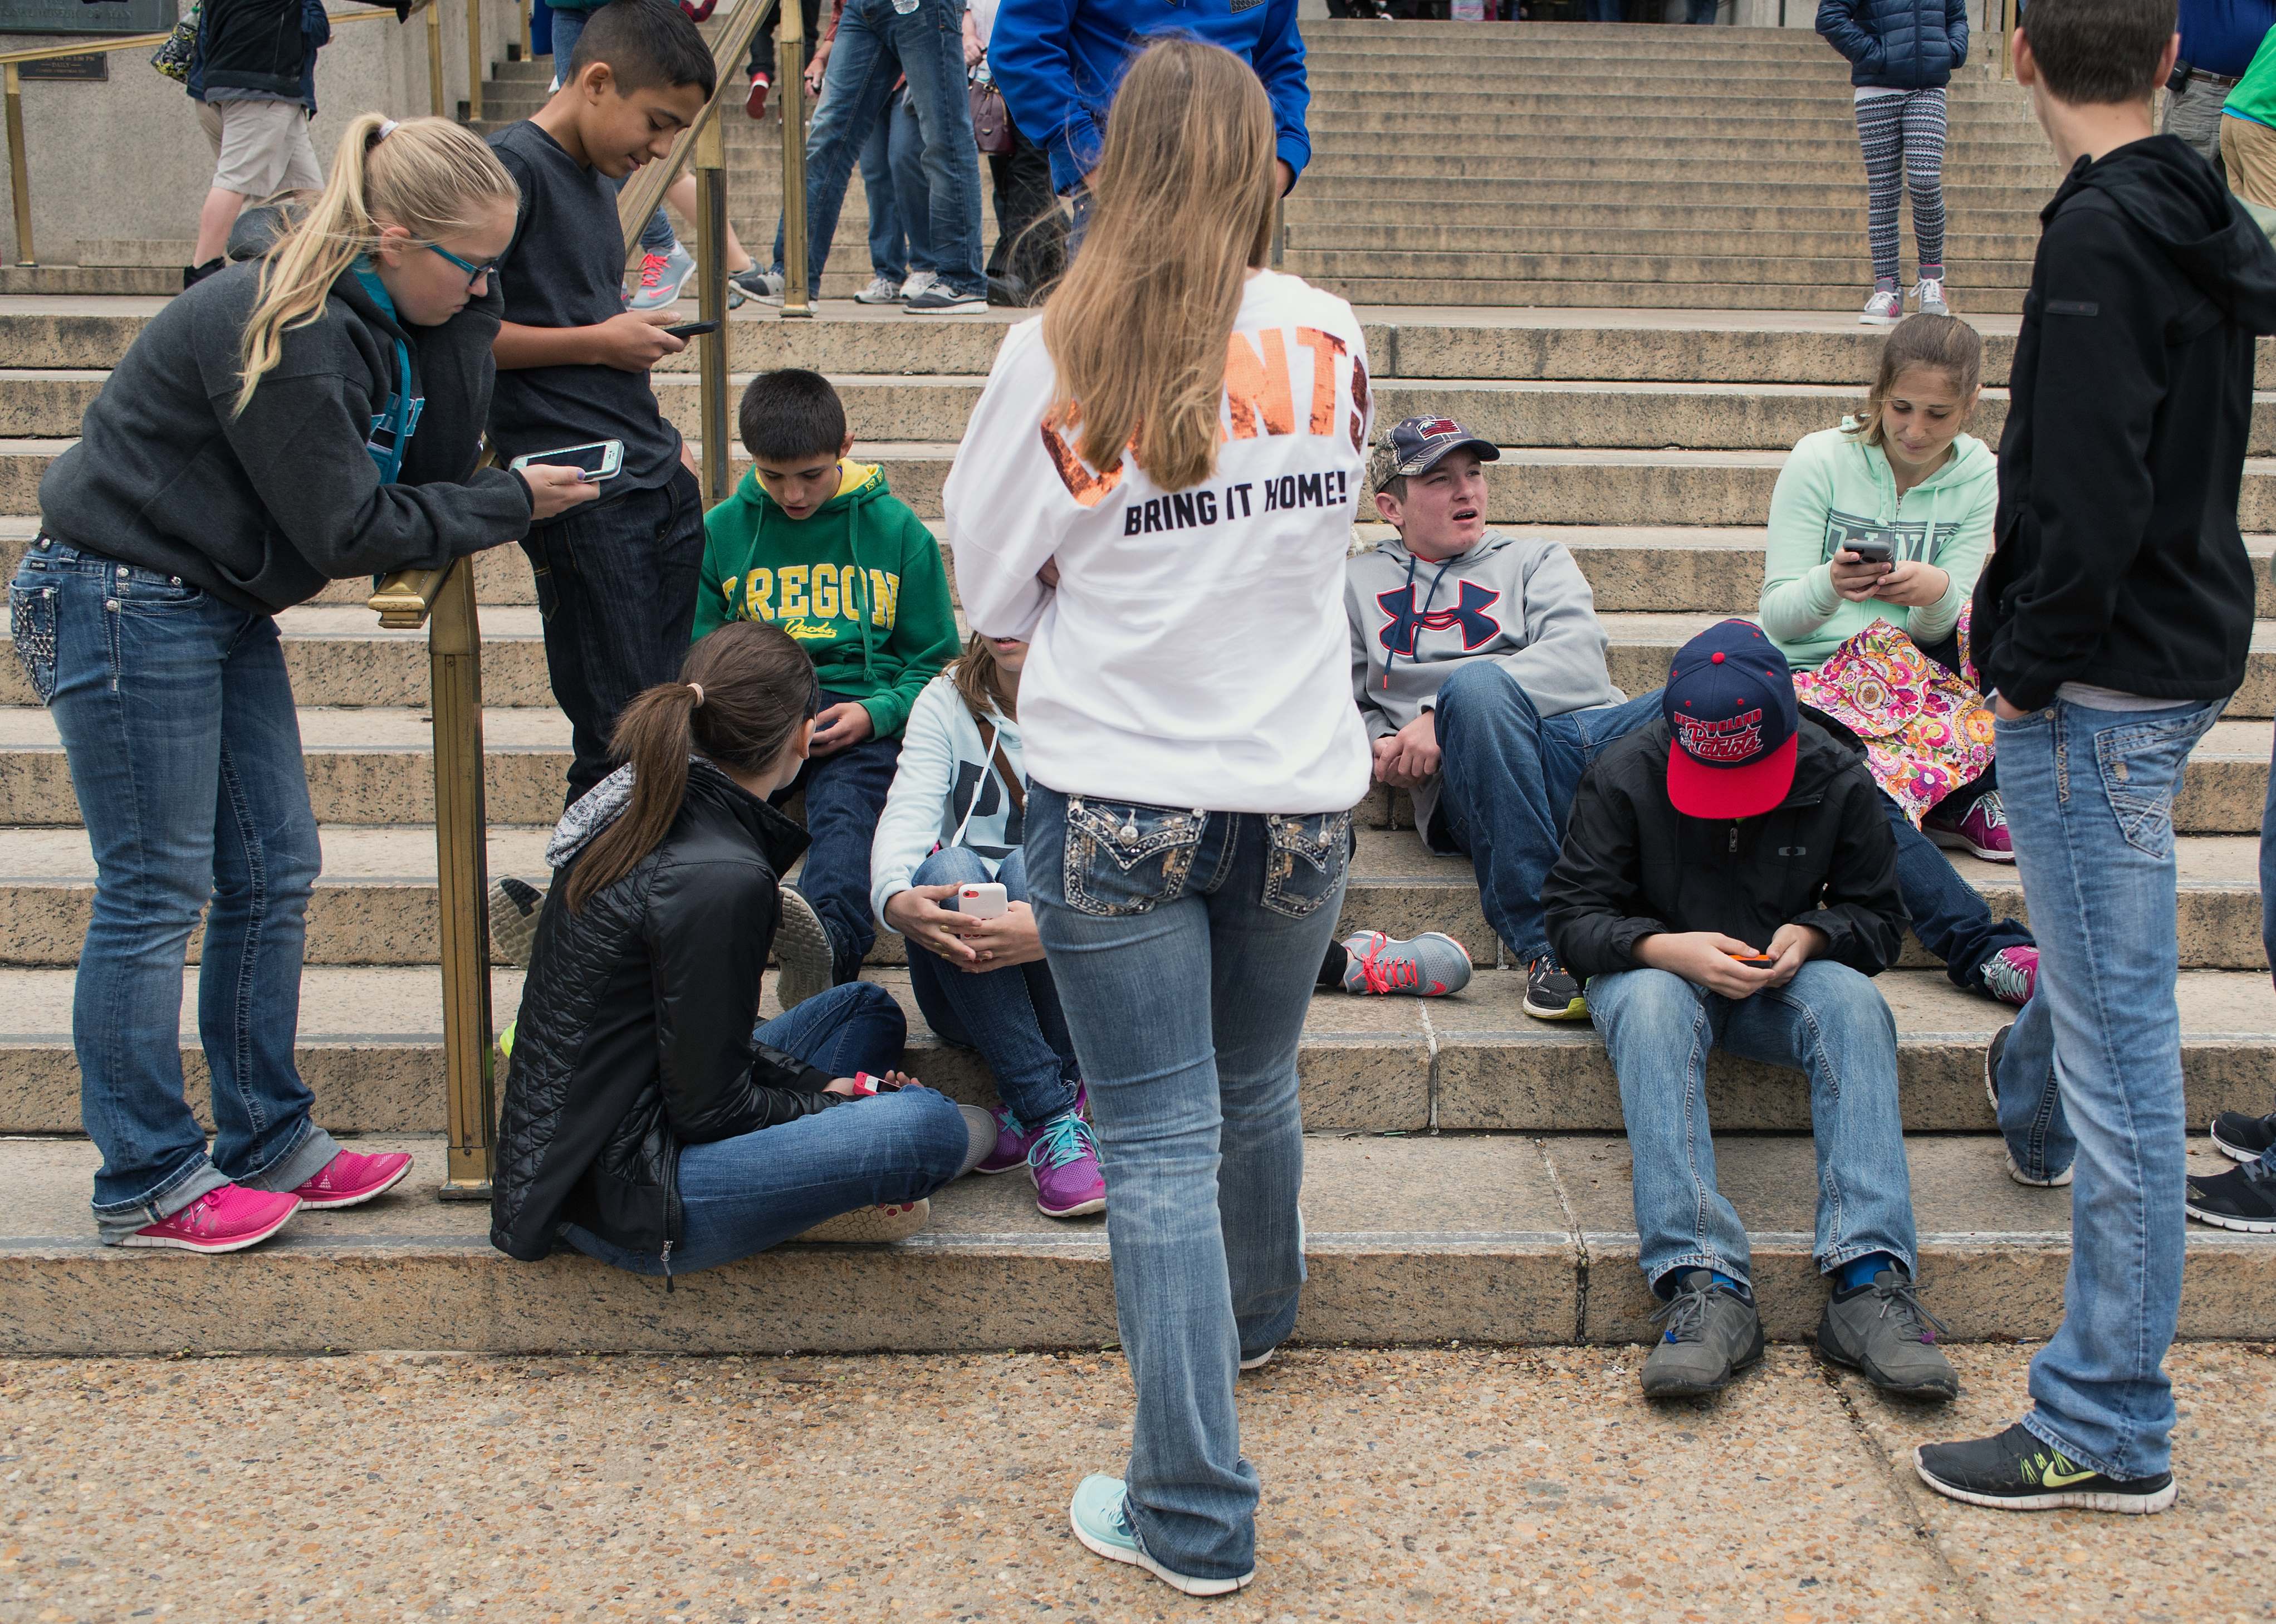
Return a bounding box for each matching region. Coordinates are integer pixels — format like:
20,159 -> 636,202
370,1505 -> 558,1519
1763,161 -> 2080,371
664,319 -> 720,340
1843,536 -> 1895,565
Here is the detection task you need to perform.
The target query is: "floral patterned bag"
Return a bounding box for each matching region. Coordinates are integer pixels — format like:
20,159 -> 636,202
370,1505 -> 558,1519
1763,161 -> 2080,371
1790,615 -> 1996,826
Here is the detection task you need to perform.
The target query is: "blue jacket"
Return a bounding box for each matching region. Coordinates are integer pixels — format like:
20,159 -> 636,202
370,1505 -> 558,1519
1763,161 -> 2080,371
2179,0 -> 2276,80
1816,0 -> 1966,90
989,0 -> 1310,196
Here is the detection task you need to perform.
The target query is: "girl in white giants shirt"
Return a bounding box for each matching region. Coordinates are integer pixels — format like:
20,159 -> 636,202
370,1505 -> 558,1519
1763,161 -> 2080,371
943,37 -> 1373,1601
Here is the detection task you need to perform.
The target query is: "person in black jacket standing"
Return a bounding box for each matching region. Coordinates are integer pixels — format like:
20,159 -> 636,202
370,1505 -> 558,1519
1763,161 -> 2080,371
1544,622 -> 1955,1406
491,623 -> 988,1275
1916,0 -> 2276,1518
1817,0 -> 1968,322
14,115 -> 598,1255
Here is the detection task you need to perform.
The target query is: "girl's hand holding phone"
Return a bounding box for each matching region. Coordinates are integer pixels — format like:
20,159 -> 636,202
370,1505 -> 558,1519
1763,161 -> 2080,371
883,883 -> 985,963
1867,559 -> 1950,609
1828,547 -> 1892,601
523,463 -> 604,521
952,901 -> 1046,972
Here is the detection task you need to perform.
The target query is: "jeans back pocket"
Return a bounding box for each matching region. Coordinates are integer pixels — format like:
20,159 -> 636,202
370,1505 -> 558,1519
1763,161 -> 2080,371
1063,796 -> 1205,917
1260,809 -> 1353,919
2093,705 -> 2218,859
9,580 -> 57,704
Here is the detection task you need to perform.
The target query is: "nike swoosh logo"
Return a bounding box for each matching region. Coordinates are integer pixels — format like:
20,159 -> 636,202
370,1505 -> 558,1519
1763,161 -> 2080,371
2039,1461 -> 2098,1486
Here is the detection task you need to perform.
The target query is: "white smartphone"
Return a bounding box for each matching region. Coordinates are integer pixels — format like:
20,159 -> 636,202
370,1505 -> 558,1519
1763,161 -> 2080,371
955,882 -> 1008,919
510,439 -> 625,481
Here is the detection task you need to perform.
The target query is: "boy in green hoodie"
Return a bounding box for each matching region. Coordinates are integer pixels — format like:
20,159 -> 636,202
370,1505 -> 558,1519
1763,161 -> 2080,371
698,368 -> 960,1004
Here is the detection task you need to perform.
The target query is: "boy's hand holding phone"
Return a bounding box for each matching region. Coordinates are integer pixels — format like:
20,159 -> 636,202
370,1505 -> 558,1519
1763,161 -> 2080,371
1763,922 -> 1829,987
1635,931 -> 1782,998
594,310 -> 688,371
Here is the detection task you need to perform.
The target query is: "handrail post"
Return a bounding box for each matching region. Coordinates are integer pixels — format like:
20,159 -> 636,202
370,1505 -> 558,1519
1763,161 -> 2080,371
429,557 -> 497,1199
428,0 -> 447,117
467,0 -> 484,121
695,114 -> 731,504
5,63 -> 31,268
777,0 -> 812,318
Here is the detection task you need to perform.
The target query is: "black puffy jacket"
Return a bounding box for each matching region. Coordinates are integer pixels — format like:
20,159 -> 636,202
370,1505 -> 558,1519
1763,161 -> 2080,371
1817,0 -> 1967,90
490,763 -> 845,1269
200,0 -> 318,97
1543,718 -> 1906,982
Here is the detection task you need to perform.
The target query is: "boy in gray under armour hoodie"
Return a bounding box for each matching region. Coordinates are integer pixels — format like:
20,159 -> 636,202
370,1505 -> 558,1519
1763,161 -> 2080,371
1344,415 -> 1659,1021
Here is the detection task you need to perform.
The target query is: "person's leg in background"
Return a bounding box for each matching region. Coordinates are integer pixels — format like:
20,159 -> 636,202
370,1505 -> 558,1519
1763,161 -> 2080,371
987,112 -> 1063,304
2161,72 -> 2229,177
853,90 -> 911,296
1878,793 -> 2034,999
777,696 -> 902,985
1685,0 -> 1718,21
1853,90 -> 1905,316
193,100 -> 301,272
2222,111 -> 2276,208
774,0 -> 899,295
1901,87 -> 1949,305
885,84 -> 937,291
888,0 -> 987,304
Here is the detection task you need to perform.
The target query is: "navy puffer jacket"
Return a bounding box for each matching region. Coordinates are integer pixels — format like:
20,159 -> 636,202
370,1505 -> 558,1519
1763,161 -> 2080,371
1817,0 -> 1968,90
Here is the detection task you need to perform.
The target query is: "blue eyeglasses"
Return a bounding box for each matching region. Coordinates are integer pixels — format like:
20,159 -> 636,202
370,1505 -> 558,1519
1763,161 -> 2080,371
428,242 -> 501,290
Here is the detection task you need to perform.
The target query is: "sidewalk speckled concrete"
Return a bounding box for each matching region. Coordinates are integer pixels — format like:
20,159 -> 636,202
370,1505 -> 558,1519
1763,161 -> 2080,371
3,1344 -> 2270,1623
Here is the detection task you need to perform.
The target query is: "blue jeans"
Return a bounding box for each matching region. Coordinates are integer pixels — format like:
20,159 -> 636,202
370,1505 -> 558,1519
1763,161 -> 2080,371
904,846 -> 1081,1126
1026,784 -> 1351,1583
772,0 -> 983,296
526,466 -> 704,805
565,981 -> 970,1274
775,688 -> 901,984
549,6 -> 674,257
1588,960 -> 1917,1291
1430,662 -> 1661,963
859,86 -> 931,282
1881,791 -> 2033,990
10,539 -> 339,1240
546,6 -> 676,257
1987,694 -> 2223,1480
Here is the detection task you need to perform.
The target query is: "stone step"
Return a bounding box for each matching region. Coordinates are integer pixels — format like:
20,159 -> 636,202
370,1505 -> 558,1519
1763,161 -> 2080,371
1292,249 -> 2037,289
1,1128 -> 2263,1354
1301,153 -> 2060,184
1281,200 -> 2046,231
1287,227 -> 2043,261
1302,133 -> 2050,166
1307,280 -> 2033,314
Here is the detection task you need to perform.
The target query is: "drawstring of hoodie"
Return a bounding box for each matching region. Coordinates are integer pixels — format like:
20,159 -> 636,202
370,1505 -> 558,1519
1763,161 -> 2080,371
851,494 -> 877,686
1382,549 -> 1458,689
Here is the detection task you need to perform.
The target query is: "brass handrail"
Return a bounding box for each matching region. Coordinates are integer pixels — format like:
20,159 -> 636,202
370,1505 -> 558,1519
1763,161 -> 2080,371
5,0 -> 446,267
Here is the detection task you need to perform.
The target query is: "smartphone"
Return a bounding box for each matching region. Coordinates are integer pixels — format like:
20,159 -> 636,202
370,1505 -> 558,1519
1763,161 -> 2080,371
1843,535 -> 1895,565
846,1071 -> 901,1097
664,319 -> 719,340
955,882 -> 1008,919
509,439 -> 624,481
1727,953 -> 1778,970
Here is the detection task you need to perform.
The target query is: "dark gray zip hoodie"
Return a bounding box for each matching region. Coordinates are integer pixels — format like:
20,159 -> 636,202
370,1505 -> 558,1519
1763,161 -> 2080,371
38,257 -> 531,617
1346,530 -> 1624,844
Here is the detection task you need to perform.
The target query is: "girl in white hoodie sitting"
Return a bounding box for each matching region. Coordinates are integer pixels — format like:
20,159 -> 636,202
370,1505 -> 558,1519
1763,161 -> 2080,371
872,634 -> 1105,1220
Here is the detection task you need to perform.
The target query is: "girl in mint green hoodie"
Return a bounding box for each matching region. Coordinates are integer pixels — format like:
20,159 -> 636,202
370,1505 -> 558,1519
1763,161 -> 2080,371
1759,315 -> 2039,1010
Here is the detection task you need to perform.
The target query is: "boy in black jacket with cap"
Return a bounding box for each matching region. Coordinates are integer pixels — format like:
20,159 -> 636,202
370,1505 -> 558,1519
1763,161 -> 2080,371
1545,622 -> 1955,1406
1918,0 -> 2276,1521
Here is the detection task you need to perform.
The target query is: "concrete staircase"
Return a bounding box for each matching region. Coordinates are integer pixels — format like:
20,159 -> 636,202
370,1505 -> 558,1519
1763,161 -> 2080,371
2,288 -> 2272,1356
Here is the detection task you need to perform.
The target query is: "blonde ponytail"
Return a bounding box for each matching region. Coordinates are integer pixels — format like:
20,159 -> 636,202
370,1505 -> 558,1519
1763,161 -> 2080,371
234,113 -> 518,416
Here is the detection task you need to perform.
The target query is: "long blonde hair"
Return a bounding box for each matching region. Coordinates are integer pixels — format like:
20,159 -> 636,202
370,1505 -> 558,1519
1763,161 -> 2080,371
236,113 -> 518,416
1847,314 -> 1982,450
1041,39 -> 1277,493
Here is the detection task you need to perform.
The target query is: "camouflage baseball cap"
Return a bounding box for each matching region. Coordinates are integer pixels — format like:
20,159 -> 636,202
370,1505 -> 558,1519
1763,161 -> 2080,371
1368,414 -> 1501,492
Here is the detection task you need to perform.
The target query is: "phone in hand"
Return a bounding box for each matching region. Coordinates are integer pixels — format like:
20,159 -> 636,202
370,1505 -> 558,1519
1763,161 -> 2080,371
510,439 -> 625,481
1727,952 -> 1778,969
1842,535 -> 1895,565
955,882 -> 1009,919
664,319 -> 719,340
846,1072 -> 901,1097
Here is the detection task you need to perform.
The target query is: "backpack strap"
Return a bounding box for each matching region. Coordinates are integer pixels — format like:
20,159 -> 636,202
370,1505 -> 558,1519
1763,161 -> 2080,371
974,716 -> 1027,815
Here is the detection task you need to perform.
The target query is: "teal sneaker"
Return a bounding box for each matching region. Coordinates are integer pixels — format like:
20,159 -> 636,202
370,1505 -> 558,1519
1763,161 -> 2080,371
1068,1474 -> 1254,1597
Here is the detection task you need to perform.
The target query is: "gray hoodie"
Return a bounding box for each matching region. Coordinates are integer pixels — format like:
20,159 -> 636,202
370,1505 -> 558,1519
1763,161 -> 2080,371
1345,530 -> 1623,845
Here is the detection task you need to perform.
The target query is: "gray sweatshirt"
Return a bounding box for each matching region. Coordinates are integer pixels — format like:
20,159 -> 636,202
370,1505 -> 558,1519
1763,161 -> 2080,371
1345,531 -> 1623,845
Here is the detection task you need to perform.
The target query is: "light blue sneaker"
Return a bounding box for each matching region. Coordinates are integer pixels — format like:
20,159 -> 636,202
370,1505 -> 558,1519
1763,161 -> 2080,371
1068,1474 -> 1254,1597
628,241 -> 696,312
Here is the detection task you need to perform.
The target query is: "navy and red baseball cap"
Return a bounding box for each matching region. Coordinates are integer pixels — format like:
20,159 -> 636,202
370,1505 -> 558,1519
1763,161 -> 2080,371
1369,415 -> 1501,492
1662,620 -> 1799,819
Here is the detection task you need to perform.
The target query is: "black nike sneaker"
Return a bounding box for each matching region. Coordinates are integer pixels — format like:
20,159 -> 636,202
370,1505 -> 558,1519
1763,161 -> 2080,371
1523,952 -> 1588,1021
2185,1162 -> 2276,1233
2210,1109 -> 2276,1163
1915,1423 -> 2176,1514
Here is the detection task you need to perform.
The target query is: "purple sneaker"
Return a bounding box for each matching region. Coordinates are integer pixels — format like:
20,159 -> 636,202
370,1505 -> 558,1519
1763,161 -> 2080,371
1028,1112 -> 1106,1219
1981,945 -> 2039,1008
975,1084 -> 1087,1176
1924,790 -> 2013,862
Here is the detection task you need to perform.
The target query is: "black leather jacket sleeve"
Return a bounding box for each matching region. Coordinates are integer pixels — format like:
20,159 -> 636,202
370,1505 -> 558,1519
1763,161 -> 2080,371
645,858 -> 839,1144
1790,767 -> 1908,974
1543,764 -> 1672,981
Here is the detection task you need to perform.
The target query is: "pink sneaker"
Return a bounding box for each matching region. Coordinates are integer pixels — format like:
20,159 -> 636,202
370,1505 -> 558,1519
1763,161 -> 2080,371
1924,790 -> 2014,862
289,1149 -> 413,1210
123,1184 -> 300,1253
1029,1112 -> 1107,1219
975,1084 -> 1088,1176
1981,945 -> 2039,1008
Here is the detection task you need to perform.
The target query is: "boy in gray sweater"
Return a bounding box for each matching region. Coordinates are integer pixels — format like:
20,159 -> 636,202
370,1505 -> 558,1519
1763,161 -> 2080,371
1346,415 -> 1661,1020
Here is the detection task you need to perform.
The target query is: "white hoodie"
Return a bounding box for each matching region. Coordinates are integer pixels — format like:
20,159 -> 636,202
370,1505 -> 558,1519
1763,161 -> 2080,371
869,672 -> 1027,931
944,270 -> 1375,815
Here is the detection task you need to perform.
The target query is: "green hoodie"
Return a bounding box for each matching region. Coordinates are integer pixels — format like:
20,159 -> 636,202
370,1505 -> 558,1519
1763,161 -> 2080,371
694,459 -> 959,741
1759,423 -> 1998,671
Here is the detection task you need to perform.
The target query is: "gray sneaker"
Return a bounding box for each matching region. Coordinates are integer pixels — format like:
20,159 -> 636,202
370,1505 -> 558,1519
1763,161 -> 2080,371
774,883 -> 836,1012
1816,1269 -> 1959,1400
1641,1270 -> 1764,1398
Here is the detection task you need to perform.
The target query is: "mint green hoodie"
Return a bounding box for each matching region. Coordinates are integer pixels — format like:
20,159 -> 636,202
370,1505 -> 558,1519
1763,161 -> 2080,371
1759,423 -> 1998,671
694,459 -> 958,741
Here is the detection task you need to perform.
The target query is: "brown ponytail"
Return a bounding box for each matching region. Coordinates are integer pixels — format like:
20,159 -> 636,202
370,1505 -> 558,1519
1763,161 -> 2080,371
563,623 -> 821,911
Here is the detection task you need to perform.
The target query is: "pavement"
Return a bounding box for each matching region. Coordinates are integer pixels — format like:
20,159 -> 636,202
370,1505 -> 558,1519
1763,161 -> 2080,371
4,1342 -> 2270,1623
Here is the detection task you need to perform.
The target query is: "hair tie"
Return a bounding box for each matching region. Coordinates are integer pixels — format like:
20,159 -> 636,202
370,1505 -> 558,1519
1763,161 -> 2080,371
374,118 -> 400,144
687,683 -> 705,707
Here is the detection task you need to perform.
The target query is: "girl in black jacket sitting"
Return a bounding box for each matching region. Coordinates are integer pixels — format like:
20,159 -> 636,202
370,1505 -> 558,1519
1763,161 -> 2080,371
491,622 -> 989,1275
